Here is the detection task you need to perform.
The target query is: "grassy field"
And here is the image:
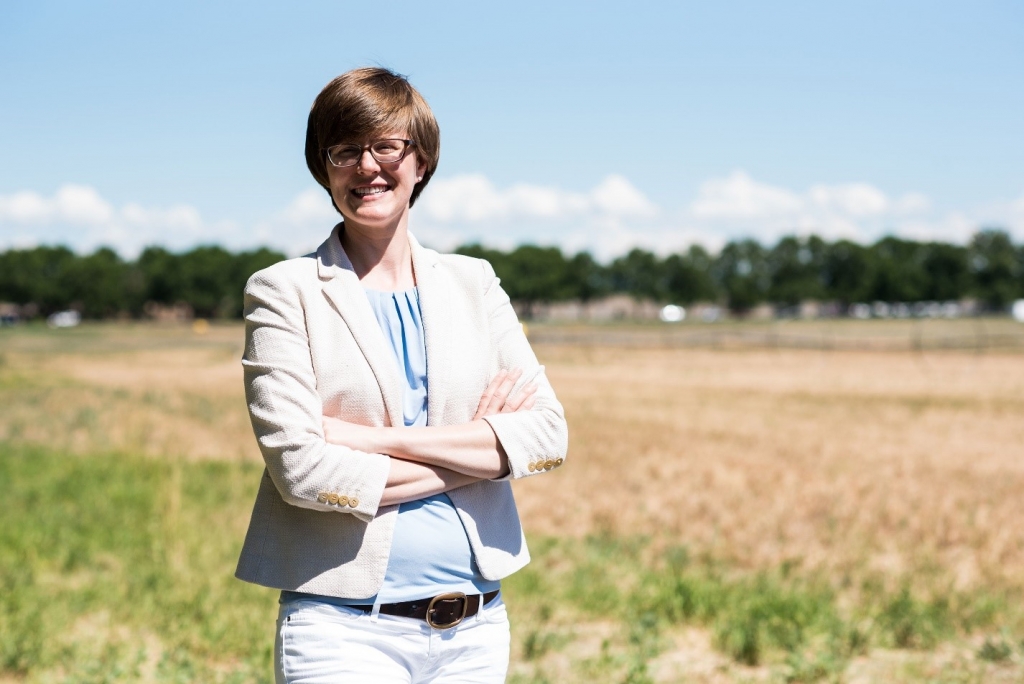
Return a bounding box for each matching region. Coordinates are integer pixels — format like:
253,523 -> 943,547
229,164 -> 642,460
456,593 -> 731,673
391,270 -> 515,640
2,321 -> 1024,682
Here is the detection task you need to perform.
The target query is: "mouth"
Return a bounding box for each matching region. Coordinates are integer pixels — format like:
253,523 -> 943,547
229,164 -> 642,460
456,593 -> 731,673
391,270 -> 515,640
351,184 -> 392,199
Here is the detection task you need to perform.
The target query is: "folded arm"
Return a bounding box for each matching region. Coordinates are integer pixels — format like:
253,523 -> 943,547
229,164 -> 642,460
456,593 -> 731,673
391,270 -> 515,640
323,259 -> 569,485
325,369 -> 537,481
380,458 -> 481,507
244,272 -> 393,523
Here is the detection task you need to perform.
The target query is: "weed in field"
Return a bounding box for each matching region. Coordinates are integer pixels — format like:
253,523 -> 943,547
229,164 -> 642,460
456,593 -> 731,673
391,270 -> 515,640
977,635 -> 1013,662
874,586 -> 955,649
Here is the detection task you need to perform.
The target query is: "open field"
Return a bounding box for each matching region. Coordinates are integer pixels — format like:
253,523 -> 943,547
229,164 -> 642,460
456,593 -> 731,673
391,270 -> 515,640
527,316 -> 1024,352
2,321 -> 1024,682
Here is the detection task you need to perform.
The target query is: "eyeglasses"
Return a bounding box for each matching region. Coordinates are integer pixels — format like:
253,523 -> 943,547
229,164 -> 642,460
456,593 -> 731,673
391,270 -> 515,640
325,139 -> 415,167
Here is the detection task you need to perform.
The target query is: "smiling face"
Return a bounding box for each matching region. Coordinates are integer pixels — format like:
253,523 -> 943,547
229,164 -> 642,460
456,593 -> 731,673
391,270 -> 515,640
326,132 -> 427,235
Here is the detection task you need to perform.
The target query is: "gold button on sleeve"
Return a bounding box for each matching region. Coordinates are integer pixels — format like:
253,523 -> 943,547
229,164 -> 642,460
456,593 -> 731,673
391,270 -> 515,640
317,492 -> 329,503
337,495 -> 349,506
327,493 -> 339,505
555,458 -> 564,467
544,459 -> 554,470
348,498 -> 359,508
528,462 -> 536,472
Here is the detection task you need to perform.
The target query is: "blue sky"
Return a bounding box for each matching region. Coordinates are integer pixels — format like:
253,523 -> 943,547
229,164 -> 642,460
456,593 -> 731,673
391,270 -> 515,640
1,0 -> 1022,258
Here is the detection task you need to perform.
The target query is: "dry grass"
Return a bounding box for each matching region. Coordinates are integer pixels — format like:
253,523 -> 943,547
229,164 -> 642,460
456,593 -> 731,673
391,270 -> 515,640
0,323 -> 254,461
518,343 -> 1024,592
3,321 -> 1024,682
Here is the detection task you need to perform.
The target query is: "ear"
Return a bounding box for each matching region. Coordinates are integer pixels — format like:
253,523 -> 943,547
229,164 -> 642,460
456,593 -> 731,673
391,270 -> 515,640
416,157 -> 427,181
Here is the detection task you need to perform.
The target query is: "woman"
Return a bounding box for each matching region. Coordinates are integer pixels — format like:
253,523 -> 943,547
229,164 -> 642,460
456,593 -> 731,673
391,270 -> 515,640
235,67 -> 569,683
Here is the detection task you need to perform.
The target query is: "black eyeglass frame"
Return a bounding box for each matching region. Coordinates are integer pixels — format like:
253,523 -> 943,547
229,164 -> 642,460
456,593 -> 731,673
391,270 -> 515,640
324,139 -> 416,168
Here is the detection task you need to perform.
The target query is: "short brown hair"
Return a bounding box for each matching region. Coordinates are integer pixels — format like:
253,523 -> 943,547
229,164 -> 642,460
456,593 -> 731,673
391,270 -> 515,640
305,67 -> 440,210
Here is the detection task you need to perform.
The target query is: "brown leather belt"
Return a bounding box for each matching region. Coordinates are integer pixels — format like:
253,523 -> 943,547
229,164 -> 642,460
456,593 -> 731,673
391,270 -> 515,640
350,590 -> 500,629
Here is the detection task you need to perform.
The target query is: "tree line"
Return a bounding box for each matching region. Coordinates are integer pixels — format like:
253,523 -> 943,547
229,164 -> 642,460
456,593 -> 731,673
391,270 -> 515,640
459,229 -> 1024,313
0,229 -> 1021,320
0,245 -> 285,319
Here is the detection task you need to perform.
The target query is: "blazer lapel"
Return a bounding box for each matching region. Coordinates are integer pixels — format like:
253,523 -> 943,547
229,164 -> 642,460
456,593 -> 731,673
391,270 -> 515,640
317,224 -> 404,428
410,234 -> 451,426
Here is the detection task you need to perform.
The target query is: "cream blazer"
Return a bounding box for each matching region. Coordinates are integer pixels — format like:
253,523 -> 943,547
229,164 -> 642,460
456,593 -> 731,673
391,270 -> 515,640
235,225 -> 569,599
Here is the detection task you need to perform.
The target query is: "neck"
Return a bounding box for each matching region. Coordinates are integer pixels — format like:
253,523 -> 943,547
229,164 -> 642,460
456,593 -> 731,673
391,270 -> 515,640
340,219 -> 416,291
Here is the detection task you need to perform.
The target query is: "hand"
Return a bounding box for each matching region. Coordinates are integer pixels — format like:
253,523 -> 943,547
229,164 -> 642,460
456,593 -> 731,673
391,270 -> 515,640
473,368 -> 537,420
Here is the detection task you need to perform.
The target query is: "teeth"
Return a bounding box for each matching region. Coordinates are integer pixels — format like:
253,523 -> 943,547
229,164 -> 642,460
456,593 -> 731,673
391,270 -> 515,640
353,186 -> 388,196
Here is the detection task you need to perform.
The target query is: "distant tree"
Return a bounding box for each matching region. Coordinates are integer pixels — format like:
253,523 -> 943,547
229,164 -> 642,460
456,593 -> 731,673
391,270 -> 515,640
62,247 -> 142,318
228,248 -> 288,317
455,243 -> 573,316
663,245 -> 717,304
0,246 -> 79,314
137,246 -> 182,304
767,235 -> 827,306
864,237 -> 928,302
501,245 -> 574,310
454,244 -> 507,273
608,249 -> 666,301
3,230 -> 1023,319
968,229 -> 1020,309
565,251 -> 612,301
920,242 -> 969,301
711,240 -> 769,312
822,240 -> 871,304
1018,243 -> 1024,300
176,246 -> 239,318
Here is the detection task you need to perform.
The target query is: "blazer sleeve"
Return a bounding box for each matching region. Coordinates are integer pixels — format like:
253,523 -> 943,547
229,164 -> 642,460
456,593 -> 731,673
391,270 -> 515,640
242,270 -> 391,523
478,261 -> 570,481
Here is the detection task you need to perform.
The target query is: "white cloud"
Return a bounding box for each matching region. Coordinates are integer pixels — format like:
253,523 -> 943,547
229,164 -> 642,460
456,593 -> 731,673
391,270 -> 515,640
411,174 -> 664,259
2,176 -> 1022,261
691,171 -> 803,219
0,191 -> 49,222
957,191 -> 1024,244
420,175 -> 510,223
590,175 -> 658,217
0,185 -> 114,225
250,188 -> 340,255
418,173 -> 655,225
0,184 -> 238,257
277,188 -> 338,226
680,170 -> 970,245
808,183 -> 888,217
893,212 -> 977,244
893,192 -> 931,215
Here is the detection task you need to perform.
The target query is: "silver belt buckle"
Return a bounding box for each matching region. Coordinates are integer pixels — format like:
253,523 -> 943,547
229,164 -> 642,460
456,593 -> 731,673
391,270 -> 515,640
426,592 -> 468,629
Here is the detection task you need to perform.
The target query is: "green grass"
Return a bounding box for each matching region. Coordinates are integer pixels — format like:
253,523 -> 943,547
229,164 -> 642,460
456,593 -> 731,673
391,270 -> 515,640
0,443 -> 275,683
504,537 -> 1024,681
2,444 -> 1022,683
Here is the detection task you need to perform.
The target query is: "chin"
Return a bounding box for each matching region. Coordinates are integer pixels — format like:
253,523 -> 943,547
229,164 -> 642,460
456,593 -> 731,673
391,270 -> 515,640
346,208 -> 406,229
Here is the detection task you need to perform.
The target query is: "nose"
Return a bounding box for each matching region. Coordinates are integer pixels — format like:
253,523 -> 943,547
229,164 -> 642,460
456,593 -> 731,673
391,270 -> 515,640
355,148 -> 380,175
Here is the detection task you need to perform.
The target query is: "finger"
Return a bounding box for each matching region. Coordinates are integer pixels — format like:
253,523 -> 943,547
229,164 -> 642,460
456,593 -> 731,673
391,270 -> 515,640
474,374 -> 499,419
486,368 -> 522,414
502,382 -> 537,412
474,370 -> 507,419
322,417 -> 339,442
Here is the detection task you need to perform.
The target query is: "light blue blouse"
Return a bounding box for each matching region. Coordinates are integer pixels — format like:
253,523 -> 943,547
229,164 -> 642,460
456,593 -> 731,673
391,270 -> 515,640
281,288 -> 499,606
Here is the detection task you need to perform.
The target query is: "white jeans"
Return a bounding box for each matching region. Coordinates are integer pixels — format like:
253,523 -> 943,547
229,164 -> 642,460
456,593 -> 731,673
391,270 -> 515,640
275,595 -> 510,683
